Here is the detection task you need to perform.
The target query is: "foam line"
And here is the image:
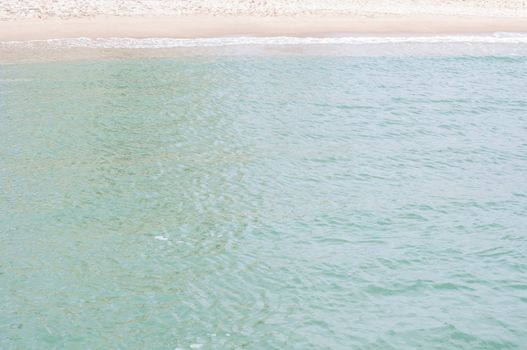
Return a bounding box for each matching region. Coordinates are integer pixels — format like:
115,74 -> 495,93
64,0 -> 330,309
2,33 -> 527,48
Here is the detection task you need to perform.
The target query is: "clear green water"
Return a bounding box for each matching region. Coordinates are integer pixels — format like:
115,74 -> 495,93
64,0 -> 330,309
1,56 -> 527,349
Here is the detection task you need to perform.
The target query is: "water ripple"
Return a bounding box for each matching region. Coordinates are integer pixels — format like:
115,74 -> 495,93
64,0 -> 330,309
1,56 -> 526,349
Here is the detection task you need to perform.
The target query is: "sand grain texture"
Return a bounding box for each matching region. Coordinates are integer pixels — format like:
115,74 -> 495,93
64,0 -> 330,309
1,0 -> 527,20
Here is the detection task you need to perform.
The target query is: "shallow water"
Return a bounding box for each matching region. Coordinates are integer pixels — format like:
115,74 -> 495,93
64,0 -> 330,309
1,55 -> 527,349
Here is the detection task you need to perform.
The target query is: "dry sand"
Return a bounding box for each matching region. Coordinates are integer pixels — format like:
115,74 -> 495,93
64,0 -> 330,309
2,0 -> 527,19
0,1 -> 526,41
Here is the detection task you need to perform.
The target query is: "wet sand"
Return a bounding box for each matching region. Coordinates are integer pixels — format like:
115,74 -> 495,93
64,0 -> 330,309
1,14 -> 527,41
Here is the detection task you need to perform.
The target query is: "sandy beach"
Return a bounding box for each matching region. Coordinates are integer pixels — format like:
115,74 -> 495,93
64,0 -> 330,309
1,1 -> 527,41
3,2 -> 527,350
2,14 -> 527,41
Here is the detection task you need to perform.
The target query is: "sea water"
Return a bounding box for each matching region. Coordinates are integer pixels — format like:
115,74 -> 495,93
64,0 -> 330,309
1,44 -> 527,349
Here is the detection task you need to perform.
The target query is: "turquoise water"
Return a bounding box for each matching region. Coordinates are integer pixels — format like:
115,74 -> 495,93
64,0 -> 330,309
1,56 -> 527,349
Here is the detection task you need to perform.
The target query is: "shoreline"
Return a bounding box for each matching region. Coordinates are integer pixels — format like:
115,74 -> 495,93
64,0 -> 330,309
2,14 -> 527,41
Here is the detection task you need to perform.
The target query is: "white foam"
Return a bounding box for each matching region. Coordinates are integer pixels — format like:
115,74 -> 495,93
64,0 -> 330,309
2,33 -> 527,49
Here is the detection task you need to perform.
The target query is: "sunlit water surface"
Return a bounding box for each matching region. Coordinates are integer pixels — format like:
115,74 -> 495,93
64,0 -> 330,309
1,55 -> 527,349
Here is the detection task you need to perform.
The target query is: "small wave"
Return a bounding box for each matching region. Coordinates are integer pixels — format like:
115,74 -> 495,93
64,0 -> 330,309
3,33 -> 527,48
